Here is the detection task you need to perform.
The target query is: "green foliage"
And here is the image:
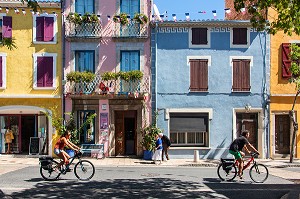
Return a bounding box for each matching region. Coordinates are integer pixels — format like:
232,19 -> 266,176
66,12 -> 99,25
113,13 -> 129,25
43,109 -> 97,146
101,72 -> 118,81
66,71 -> 96,83
289,44 -> 300,88
234,0 -> 300,35
21,0 -> 41,12
100,70 -> 143,81
133,13 -> 148,24
1,38 -> 17,50
140,111 -> 162,151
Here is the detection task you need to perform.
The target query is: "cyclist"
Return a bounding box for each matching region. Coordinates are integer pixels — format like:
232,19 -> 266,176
229,130 -> 259,179
54,131 -> 80,171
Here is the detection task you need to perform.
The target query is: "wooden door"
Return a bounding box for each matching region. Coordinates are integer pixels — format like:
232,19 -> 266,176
275,115 -> 290,154
115,111 -> 125,156
243,120 -> 257,149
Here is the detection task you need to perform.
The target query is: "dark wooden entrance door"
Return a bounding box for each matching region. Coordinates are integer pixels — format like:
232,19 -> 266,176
236,113 -> 258,150
275,114 -> 290,154
115,111 -> 137,156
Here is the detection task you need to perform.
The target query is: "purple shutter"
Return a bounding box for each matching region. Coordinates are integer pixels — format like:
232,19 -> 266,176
44,57 -> 53,87
37,57 -> 44,87
36,17 -> 44,41
3,16 -> 12,38
0,57 -> 2,87
44,17 -> 54,42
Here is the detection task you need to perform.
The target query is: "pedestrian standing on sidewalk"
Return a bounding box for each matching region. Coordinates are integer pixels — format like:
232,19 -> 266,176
152,134 -> 163,165
159,133 -> 171,161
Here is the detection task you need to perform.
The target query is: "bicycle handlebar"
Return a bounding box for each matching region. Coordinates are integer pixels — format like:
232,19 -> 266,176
250,152 -> 259,158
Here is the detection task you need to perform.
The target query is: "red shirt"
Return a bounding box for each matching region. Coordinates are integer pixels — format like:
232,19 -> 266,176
54,137 -> 66,149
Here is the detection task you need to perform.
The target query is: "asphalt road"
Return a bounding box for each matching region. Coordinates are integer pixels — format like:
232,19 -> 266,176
0,166 -> 297,199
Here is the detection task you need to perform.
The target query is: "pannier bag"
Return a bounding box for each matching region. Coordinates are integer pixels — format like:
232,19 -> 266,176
39,157 -> 53,170
221,158 -> 235,171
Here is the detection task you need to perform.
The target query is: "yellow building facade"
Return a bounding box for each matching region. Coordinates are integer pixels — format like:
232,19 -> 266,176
0,2 -> 62,156
269,9 -> 300,159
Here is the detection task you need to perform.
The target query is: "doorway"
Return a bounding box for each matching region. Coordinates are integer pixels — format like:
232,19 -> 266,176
115,111 -> 137,156
236,113 -> 258,149
21,116 -> 36,153
275,114 -> 290,154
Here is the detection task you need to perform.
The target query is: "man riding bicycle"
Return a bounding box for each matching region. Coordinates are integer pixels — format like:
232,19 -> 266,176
229,130 -> 259,179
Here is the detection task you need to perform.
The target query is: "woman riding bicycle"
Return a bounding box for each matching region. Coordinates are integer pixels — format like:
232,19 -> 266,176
54,131 -> 80,171
229,130 -> 259,179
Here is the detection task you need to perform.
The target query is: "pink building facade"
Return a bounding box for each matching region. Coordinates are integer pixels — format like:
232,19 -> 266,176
63,0 -> 152,157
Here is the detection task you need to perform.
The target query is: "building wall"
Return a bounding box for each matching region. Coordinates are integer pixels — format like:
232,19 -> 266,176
153,23 -> 269,159
0,5 -> 62,156
269,8 -> 300,158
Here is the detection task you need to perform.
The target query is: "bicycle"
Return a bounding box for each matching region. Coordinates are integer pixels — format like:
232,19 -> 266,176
39,150 -> 95,181
217,152 -> 269,183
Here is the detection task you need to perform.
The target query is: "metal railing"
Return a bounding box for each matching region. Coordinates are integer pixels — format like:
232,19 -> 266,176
64,75 -> 150,95
65,22 -> 102,38
113,22 -> 148,38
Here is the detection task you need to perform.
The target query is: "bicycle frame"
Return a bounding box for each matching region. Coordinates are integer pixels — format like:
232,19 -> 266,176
235,155 -> 255,171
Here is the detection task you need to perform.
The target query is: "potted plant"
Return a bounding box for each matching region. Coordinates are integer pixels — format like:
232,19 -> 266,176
141,111 -> 162,160
118,71 -> 130,82
101,71 -> 119,81
128,70 -> 143,81
133,13 -> 148,24
113,13 -> 129,25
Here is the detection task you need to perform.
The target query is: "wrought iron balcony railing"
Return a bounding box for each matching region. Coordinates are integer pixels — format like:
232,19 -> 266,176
65,22 -> 102,38
64,75 -> 150,96
113,22 -> 148,38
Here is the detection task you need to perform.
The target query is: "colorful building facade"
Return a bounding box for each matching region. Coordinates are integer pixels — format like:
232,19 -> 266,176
268,8 -> 300,159
151,20 -> 270,159
0,0 -> 62,156
63,0 -> 151,157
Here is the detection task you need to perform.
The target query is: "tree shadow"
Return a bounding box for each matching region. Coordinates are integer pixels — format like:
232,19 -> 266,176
6,177 -> 221,199
203,178 -> 299,199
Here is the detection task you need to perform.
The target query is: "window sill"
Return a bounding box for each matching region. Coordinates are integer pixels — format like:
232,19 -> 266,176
230,44 -> 250,48
33,87 -> 56,90
33,41 -> 57,45
170,147 -> 210,150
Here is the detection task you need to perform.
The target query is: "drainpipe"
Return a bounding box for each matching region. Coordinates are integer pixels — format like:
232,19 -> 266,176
61,1 -> 66,119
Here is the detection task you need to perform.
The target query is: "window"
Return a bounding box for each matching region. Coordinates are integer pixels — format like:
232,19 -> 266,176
75,51 -> 95,72
189,59 -> 208,92
75,0 -> 94,14
231,58 -> 251,92
121,0 -> 140,18
120,51 -> 140,71
0,15 -> 12,39
33,14 -> 57,44
33,53 -> 57,89
0,53 -> 7,89
230,28 -> 250,48
78,110 -> 95,144
189,28 -> 210,48
170,113 -> 209,147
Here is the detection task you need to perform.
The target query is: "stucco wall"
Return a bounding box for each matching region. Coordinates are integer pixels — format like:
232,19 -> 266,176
154,24 -> 270,159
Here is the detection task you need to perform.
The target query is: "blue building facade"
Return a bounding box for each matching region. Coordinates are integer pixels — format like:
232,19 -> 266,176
151,20 -> 270,159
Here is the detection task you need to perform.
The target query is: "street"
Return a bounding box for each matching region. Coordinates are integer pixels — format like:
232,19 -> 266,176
0,165 -> 298,199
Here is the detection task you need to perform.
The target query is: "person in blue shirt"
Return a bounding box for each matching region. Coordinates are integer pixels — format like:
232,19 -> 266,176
152,134 -> 163,165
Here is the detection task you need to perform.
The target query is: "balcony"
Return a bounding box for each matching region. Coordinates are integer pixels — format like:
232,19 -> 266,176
64,75 -> 150,97
65,22 -> 101,41
113,21 -> 148,39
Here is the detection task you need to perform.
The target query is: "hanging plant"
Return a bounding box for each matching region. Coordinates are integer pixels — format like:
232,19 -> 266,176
133,13 -> 148,24
66,12 -> 99,25
128,70 -> 143,81
113,13 -> 129,25
101,71 -> 119,81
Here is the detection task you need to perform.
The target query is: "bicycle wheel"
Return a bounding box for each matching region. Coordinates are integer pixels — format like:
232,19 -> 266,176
74,160 -> 95,181
217,163 -> 237,181
249,163 -> 269,183
40,161 -> 61,181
